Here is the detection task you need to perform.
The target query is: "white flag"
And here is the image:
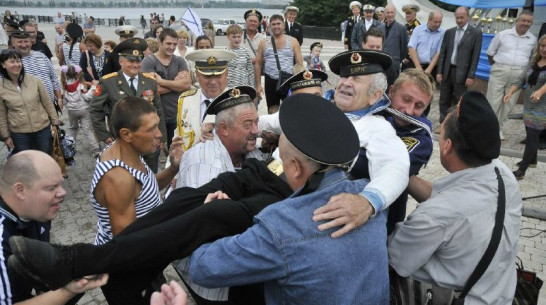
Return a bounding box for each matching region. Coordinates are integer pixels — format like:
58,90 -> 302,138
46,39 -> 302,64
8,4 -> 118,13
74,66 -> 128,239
180,7 -> 204,37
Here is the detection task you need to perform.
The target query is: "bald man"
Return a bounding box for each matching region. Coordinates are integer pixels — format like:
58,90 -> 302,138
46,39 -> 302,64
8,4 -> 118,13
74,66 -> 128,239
0,150 -> 107,304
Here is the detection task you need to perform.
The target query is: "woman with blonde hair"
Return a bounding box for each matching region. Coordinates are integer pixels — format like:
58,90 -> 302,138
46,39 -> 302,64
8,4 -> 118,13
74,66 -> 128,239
174,29 -> 193,57
505,34 -> 546,179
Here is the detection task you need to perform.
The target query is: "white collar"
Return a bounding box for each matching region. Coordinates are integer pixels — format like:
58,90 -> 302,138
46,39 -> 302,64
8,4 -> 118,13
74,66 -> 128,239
123,73 -> 138,83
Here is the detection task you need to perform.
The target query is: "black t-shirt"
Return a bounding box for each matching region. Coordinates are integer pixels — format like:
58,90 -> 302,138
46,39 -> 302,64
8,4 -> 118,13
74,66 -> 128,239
31,40 -> 53,59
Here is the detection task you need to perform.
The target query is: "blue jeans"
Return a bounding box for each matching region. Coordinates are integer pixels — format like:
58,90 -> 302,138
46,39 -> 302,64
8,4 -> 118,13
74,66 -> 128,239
10,125 -> 52,155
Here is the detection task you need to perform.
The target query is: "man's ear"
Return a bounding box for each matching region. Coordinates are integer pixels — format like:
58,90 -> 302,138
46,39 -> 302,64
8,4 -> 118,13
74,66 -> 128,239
441,137 -> 453,155
118,128 -> 132,142
368,89 -> 384,105
218,121 -> 229,136
12,182 -> 26,200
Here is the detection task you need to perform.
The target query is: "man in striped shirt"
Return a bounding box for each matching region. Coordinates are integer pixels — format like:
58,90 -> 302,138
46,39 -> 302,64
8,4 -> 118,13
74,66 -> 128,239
10,31 -> 63,109
89,96 -> 183,304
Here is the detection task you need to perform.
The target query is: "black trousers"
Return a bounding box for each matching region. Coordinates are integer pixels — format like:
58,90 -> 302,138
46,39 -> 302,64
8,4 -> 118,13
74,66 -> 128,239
264,74 -> 282,109
520,126 -> 540,171
438,66 -> 466,123
73,159 -> 292,305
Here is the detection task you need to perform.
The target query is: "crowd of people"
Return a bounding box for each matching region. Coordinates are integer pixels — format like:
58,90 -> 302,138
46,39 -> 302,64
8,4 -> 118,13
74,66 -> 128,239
0,3 -> 542,305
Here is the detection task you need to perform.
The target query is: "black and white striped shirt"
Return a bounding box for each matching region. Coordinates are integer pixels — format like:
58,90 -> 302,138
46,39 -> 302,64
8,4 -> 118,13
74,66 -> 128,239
22,51 -> 61,102
90,157 -> 162,245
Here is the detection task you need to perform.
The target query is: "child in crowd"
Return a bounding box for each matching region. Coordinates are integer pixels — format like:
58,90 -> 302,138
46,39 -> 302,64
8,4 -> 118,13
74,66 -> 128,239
60,64 -> 101,158
304,42 -> 326,71
225,24 -> 254,88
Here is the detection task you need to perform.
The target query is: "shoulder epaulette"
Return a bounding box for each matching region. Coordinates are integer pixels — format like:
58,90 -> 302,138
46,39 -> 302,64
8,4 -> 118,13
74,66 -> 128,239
141,72 -> 156,79
102,72 -> 118,80
180,88 -> 198,98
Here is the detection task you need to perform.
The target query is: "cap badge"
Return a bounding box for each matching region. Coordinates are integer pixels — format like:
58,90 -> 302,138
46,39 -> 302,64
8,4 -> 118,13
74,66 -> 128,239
134,39 -> 140,44
124,29 -> 130,34
351,52 -> 362,64
303,70 -> 313,80
252,9 -> 256,14
230,88 -> 241,98
207,56 -> 217,65
133,50 -> 139,56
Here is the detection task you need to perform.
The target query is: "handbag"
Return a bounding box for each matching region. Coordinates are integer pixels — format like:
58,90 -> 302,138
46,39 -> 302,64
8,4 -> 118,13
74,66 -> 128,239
51,126 -> 67,177
391,167 -> 506,305
513,257 -> 543,305
270,36 -> 292,99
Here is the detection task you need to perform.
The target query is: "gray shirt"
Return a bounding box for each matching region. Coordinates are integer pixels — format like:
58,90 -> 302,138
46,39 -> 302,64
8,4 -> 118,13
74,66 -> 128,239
389,159 -> 521,305
141,54 -> 188,120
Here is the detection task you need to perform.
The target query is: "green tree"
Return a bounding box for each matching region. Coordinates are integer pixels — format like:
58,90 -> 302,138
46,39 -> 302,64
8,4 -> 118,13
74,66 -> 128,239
293,0 -> 385,27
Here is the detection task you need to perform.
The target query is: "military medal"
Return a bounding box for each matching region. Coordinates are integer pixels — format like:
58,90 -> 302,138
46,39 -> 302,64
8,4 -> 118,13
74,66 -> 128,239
94,85 -> 102,96
143,90 -> 154,102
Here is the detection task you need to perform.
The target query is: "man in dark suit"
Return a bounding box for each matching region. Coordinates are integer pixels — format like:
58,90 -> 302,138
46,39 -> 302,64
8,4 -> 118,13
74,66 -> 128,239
344,1 -> 362,50
284,6 -> 303,46
378,4 -> 409,85
90,38 -> 167,172
351,4 -> 381,50
436,6 -> 482,125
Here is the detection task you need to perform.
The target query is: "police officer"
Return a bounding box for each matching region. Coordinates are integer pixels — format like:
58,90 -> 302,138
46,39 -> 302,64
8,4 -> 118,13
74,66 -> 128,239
344,1 -> 362,50
89,38 -> 167,172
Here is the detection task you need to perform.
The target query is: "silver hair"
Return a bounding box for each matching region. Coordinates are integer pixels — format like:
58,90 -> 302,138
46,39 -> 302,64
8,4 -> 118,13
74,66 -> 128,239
214,102 -> 255,128
367,72 -> 388,96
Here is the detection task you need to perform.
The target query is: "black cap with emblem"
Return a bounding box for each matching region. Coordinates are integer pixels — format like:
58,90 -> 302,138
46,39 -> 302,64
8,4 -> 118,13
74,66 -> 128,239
244,9 -> 263,22
113,38 -> 148,61
328,50 -> 392,78
279,94 -> 359,168
455,91 -> 500,160
279,69 -> 327,93
206,86 -> 256,115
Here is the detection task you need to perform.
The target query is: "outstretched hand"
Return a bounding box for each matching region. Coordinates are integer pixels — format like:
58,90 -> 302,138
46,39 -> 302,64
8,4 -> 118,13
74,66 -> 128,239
150,281 -> 187,305
312,193 -> 374,238
64,274 -> 109,294
204,191 -> 230,204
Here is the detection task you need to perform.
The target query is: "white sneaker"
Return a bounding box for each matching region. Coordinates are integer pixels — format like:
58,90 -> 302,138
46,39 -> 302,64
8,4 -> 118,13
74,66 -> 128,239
500,131 -> 506,141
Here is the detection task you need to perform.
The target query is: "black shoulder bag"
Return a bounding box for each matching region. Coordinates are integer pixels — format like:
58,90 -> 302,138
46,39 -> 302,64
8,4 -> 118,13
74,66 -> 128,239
270,36 -> 292,99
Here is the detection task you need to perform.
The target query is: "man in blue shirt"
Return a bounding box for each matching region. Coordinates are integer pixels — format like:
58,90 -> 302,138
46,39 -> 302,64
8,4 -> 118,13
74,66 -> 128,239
189,94 -> 389,305
407,11 -> 444,78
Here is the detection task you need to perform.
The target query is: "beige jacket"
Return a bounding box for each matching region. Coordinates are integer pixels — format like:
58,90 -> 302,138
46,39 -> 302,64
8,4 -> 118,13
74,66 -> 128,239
0,74 -> 59,139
